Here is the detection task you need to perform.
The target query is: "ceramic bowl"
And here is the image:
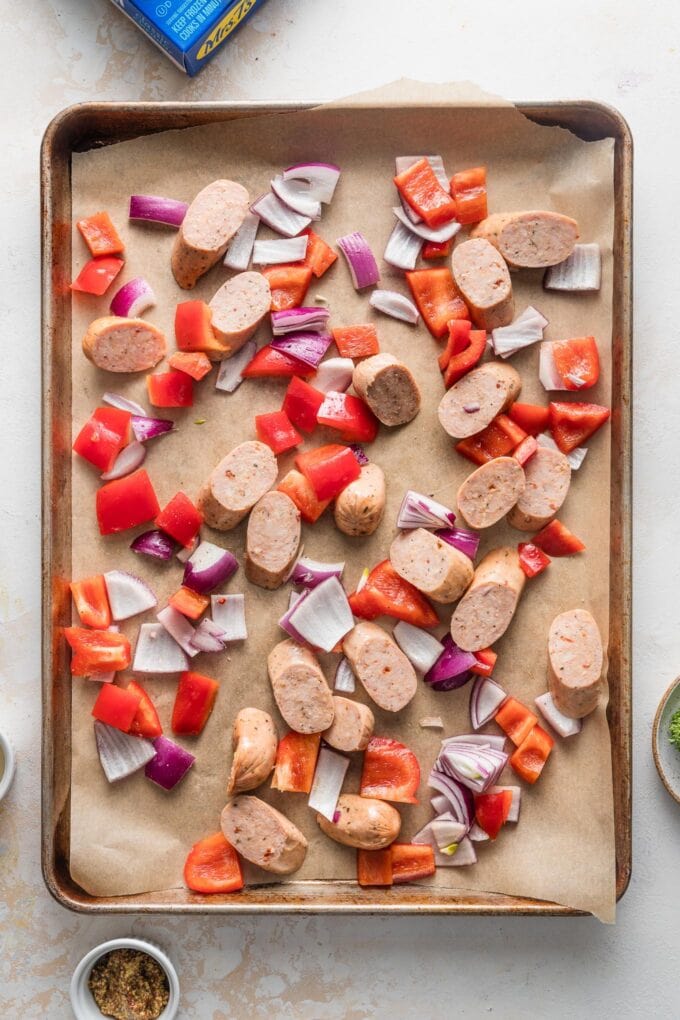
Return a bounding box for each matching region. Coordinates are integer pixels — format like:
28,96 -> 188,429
652,676 -> 680,804
0,729 -> 16,802
70,937 -> 180,1020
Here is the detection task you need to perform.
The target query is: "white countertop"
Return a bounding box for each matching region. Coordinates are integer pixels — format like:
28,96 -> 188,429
1,0 -> 678,1015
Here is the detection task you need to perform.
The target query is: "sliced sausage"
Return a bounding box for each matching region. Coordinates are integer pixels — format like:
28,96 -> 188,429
342,622 -> 417,712
450,547 -> 526,651
227,708 -> 277,795
389,528 -> 473,604
437,362 -> 521,439
220,795 -> 307,875
322,697 -> 375,753
351,353 -> 421,426
171,179 -> 250,289
457,457 -> 526,529
507,447 -> 571,531
316,794 -> 401,850
471,211 -> 579,269
208,272 -> 271,358
451,238 -> 514,330
82,316 -> 166,373
267,640 -> 335,734
548,608 -> 604,719
245,491 -> 301,589
333,463 -> 386,537
198,441 -> 277,531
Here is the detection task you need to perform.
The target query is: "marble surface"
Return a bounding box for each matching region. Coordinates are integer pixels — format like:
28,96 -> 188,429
0,0 -> 679,1015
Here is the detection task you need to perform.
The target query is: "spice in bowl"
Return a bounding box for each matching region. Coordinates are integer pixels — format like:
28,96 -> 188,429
88,948 -> 169,1020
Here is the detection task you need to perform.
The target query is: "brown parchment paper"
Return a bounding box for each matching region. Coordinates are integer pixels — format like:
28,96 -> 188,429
68,81 -> 616,921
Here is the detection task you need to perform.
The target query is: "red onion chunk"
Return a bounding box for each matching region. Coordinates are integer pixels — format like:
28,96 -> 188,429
489,784 -> 522,822
131,415 -> 175,443
109,276 -> 156,318
94,721 -> 156,783
176,535 -> 199,564
133,623 -> 189,673
424,635 -> 476,689
435,739 -> 508,793
211,594 -> 247,642
290,555 -> 345,590
130,530 -> 176,561
445,733 -> 506,752
539,342 -> 564,391
491,305 -> 548,359
103,570 -> 157,621
534,692 -> 582,738
101,441 -> 146,481
397,490 -> 456,530
427,771 -> 473,826
334,657 -> 356,693
278,588 -> 310,644
250,192 -> 311,238
313,357 -> 354,393
412,814 -> 467,851
369,289 -> 419,325
145,736 -> 195,790
271,306 -> 330,335
383,221 -> 422,271
190,618 -> 228,653
337,232 -> 380,290
435,527 -> 480,561
430,793 -> 449,813
223,211 -> 259,271
308,746 -> 350,820
287,576 -> 354,652
253,235 -> 309,265
282,163 -> 341,205
469,676 -> 508,730
270,331 -> 333,368
183,542 -> 239,594
392,205 -> 461,243
537,431 -> 588,470
393,621 -> 444,674
349,444 -> 369,466
271,175 -> 322,219
215,340 -> 257,394
157,606 -> 200,659
103,392 -> 148,417
544,243 -> 601,292
129,194 -> 188,227
434,835 -> 477,867
467,821 -> 490,843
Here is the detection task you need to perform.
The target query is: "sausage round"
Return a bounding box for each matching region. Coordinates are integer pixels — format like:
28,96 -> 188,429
208,272 -> 272,358
227,707 -> 277,795
267,639 -> 335,734
171,179 -> 250,289
449,547 -> 526,651
82,316 -> 166,373
316,794 -> 401,850
437,362 -> 522,439
220,795 -> 307,875
471,211 -> 579,269
548,608 -> 604,719
451,238 -> 514,330
333,463 -> 386,536
457,457 -> 526,529
322,697 -> 375,753
342,622 -> 417,712
507,447 -> 571,531
198,441 -> 277,531
389,528 -> 474,604
245,491 -> 301,589
351,353 -> 421,426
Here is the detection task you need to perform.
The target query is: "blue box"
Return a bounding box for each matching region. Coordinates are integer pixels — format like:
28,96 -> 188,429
109,0 -> 268,76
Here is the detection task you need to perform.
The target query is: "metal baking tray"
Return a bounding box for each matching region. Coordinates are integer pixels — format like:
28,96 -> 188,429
41,100 -> 632,914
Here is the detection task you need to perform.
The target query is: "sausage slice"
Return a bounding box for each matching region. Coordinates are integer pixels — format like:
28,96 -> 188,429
437,362 -> 521,439
82,316 -> 166,373
471,211 -> 579,269
221,795 -> 307,875
208,272 -> 272,358
457,457 -> 526,529
245,491 -> 301,589
548,608 -> 604,719
451,238 -> 514,330
322,697 -> 375,753
227,708 -> 277,795
507,447 -> 571,531
342,622 -> 417,712
198,440 -> 277,531
389,528 -> 473,604
316,794 -> 401,850
267,640 -> 335,734
171,179 -> 250,289
450,547 -> 526,651
334,463 -> 386,536
352,353 -> 421,426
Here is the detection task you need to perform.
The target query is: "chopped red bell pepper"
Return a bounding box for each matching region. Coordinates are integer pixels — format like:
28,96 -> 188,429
508,402 -> 551,436
147,371 -> 193,408
295,444 -> 361,501
510,725 -> 554,784
156,491 -> 203,547
72,406 -> 132,473
332,324 -> 380,359
168,586 -> 210,620
518,542 -> 551,578
316,391 -> 379,443
71,256 -> 125,296
438,319 -> 472,371
175,300 -> 224,358
301,229 -> 338,277
549,401 -> 611,454
127,679 -> 163,739
449,166 -> 488,224
394,158 -> 457,228
390,843 -> 436,884
64,627 -> 131,675
456,414 -> 528,465
242,345 -> 315,380
70,575 -> 111,629
357,848 -> 394,887
513,434 -> 538,466
96,468 -> 160,536
255,410 -> 303,454
474,789 -> 512,840
348,560 -> 438,629
172,671 -> 220,736
551,336 -> 600,390
532,519 -> 586,556
443,329 -> 487,388
422,238 -> 453,260
495,697 -> 539,747
262,264 -> 313,311
360,736 -> 420,804
406,268 -> 469,339
470,647 -> 498,677
168,351 -> 213,381
271,731 -> 321,793
92,683 -> 141,732
277,469 -> 331,524
282,377 -> 325,433
76,211 -> 125,257
184,832 -> 244,894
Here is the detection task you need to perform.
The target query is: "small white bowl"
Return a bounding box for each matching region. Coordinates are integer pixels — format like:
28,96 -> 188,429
653,676 -> 680,804
70,937 -> 180,1020
0,730 -> 16,802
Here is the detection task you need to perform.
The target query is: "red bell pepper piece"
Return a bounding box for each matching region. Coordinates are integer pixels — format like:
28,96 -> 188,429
390,844 -> 436,884
77,211 -> 125,257
92,683 -> 141,732
281,377 -> 325,433
242,345 -> 315,380
348,560 -> 438,629
449,166 -> 488,224
69,575 -> 111,629
495,697 -> 539,747
71,256 -> 124,296
156,491 -> 203,547
360,737 -> 420,804
332,324 -> 380,359
271,731 -> 321,793
96,468 -> 160,536
175,300 -> 225,358
127,679 -> 163,739
443,329 -> 487,388
422,238 -> 453,260
406,268 -> 469,339
438,319 -> 472,371
456,414 -> 528,465
508,402 -> 551,436
470,647 -> 498,677
551,336 -> 600,390
532,519 -> 586,556
172,671 -> 220,736
277,469 -> 331,524
549,401 -> 611,454
518,542 -> 551,578
255,410 -> 303,454
168,586 -> 210,620
262,264 -> 313,311
295,444 -> 361,501
301,229 -> 338,277
64,627 -> 131,675
510,725 -> 554,784
72,407 -> 132,473
357,848 -> 394,887
316,391 -> 379,443
474,789 -> 512,840
168,351 -> 213,380
394,158 -> 457,227
147,371 -> 193,408
184,832 -> 244,894
513,434 -> 538,466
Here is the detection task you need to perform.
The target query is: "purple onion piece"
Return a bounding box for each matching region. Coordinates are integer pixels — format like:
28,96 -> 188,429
145,736 -> 195,790
130,530 -> 176,561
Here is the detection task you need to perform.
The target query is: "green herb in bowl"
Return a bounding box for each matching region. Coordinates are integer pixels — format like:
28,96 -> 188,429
669,709 -> 680,752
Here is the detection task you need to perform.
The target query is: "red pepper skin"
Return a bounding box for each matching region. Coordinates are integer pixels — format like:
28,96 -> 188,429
316,391 -> 379,443
332,325 -> 380,359
357,848 -> 393,887
277,469 -> 331,524
406,268 -> 469,339
301,229 -> 338,277
473,790 -> 512,840
518,542 -> 551,578
360,737 -> 420,804
242,345 -> 315,379
510,725 -> 554,784
96,468 -> 160,536
168,351 -> 213,380
71,256 -> 125,296
549,401 -> 611,454
551,336 -> 600,390
147,371 -> 194,408
92,683 -> 141,732
271,731 -> 321,793
282,377 -> 325,433
77,212 -> 124,257
168,587 -> 210,620
390,844 -> 436,884
348,560 -> 438,629
295,444 -> 361,501
156,492 -> 203,547
175,301 -> 225,358
422,238 -> 453,260
443,329 -> 487,388
470,647 -> 497,677
456,414 -> 527,465
70,575 -> 111,629
184,832 -> 244,894
127,679 -> 163,739
438,319 -> 472,371
532,519 -> 586,556
450,167 -> 488,224
508,402 -> 551,436
64,627 -> 131,675
255,410 -> 303,454
262,265 -> 313,311
172,671 -> 220,736
73,407 -> 132,472
495,697 -> 539,747
394,159 -> 458,227
513,435 -> 538,466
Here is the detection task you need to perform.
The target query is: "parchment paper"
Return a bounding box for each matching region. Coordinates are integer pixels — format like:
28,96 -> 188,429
68,81 -> 617,921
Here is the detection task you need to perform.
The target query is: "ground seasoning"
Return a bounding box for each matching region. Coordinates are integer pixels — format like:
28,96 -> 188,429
88,948 -> 169,1020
